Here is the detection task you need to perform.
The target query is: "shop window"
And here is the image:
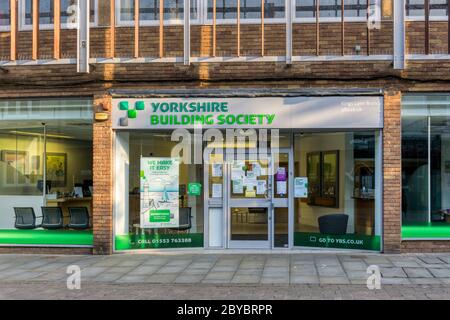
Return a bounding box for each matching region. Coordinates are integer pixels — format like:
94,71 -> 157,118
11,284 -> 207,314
402,95 -> 450,239
117,0 -> 199,25
114,131 -> 204,250
294,131 -> 381,251
406,0 -> 449,19
0,99 -> 93,247
20,0 -> 97,30
206,0 -> 285,21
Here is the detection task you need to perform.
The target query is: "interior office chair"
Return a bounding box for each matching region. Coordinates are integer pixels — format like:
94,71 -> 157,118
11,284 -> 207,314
174,207 -> 192,231
14,207 -> 41,230
67,207 -> 90,230
41,207 -> 64,230
318,214 -> 349,235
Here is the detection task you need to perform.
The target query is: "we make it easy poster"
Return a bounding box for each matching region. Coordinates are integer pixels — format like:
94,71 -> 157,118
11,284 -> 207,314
140,157 -> 180,229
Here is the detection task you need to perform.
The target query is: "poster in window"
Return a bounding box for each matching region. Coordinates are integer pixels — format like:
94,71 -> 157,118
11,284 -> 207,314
140,157 -> 180,229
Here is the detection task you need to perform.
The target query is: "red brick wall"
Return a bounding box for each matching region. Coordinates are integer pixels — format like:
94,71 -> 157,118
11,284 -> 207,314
383,91 -> 402,253
402,241 -> 450,253
0,247 -> 92,255
0,20 -> 447,60
92,95 -> 114,255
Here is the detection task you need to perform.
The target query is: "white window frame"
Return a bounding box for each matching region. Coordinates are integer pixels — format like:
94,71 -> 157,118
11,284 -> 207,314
115,0 -> 202,26
292,0 -> 370,24
203,0 -> 370,25
405,0 -> 449,21
18,0 -> 99,31
0,1 -> 11,31
204,0 -> 287,25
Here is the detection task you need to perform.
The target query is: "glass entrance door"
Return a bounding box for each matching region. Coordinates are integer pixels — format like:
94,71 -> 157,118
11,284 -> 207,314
271,150 -> 292,248
227,155 -> 271,248
226,150 -> 292,249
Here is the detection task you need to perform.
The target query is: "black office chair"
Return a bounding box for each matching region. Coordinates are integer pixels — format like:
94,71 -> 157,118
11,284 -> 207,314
14,207 -> 41,230
171,207 -> 192,231
67,207 -> 90,230
41,207 -> 64,230
318,214 -> 349,235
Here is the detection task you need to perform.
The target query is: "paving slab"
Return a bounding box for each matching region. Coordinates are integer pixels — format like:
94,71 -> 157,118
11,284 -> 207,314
403,267 -> 434,278
203,271 -> 235,281
429,268 -> 450,278
317,266 -> 346,277
389,258 -> 422,268
146,274 -> 178,283
290,275 -> 320,284
115,275 -> 148,283
342,261 -> 368,271
260,276 -> 289,284
418,256 -> 445,265
230,275 -> 261,284
174,275 -> 205,283
380,267 -> 407,278
381,278 -> 412,285
409,278 -> 443,285
319,277 -> 350,285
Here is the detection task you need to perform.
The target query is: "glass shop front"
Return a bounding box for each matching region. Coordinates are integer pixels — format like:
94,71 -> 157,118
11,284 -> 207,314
112,95 -> 383,252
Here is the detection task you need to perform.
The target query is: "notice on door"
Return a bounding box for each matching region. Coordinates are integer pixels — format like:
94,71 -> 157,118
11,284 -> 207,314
294,177 -> 308,198
140,157 -> 180,228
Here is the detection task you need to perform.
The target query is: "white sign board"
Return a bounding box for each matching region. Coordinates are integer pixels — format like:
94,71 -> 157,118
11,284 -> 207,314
112,96 -> 383,130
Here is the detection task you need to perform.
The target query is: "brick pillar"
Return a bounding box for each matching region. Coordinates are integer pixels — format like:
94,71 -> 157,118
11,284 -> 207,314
383,91 -> 402,253
92,95 -> 114,255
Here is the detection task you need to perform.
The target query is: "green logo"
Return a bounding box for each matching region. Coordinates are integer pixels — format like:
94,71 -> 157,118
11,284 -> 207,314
188,183 -> 202,196
119,101 -> 145,126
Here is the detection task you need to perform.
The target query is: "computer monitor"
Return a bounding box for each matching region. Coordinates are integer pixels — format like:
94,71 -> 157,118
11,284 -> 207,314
37,180 -> 52,194
82,180 -> 93,196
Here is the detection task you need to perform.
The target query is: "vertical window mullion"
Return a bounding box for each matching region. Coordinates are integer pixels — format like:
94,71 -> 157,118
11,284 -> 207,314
428,115 -> 431,223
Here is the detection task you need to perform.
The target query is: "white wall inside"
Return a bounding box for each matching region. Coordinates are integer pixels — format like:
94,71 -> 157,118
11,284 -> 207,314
295,133 -> 355,233
114,132 -> 129,236
0,195 -> 43,229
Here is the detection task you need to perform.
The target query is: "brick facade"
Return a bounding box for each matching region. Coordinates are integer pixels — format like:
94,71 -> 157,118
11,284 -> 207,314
92,95 -> 114,255
0,2 -> 449,254
382,91 -> 402,253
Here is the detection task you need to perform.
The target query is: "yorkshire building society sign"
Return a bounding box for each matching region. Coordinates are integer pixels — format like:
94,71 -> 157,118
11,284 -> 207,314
112,96 -> 383,129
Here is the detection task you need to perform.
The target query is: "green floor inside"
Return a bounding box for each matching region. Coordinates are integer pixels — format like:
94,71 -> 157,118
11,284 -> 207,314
402,223 -> 450,239
0,229 -> 93,246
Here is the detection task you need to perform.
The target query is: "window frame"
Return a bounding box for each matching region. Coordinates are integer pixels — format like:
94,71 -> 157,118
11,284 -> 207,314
115,0 -> 202,27
18,0 -> 99,31
293,0 -> 370,24
0,1 -> 11,31
204,0 -> 286,25
405,0 -> 449,21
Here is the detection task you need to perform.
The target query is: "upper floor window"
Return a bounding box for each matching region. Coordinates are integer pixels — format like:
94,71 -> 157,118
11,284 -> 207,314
295,0 -> 370,19
20,0 -> 97,30
406,0 -> 449,18
206,0 -> 285,21
117,0 -> 199,25
0,1 -> 10,29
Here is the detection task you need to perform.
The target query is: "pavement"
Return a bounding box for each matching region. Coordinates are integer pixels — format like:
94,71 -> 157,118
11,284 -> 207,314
1,252 -> 450,299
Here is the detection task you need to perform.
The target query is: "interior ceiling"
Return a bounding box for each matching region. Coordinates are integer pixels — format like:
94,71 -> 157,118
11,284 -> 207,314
0,120 -> 92,141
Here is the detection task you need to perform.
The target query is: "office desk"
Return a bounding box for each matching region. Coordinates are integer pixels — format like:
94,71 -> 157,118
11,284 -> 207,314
46,197 -> 93,224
